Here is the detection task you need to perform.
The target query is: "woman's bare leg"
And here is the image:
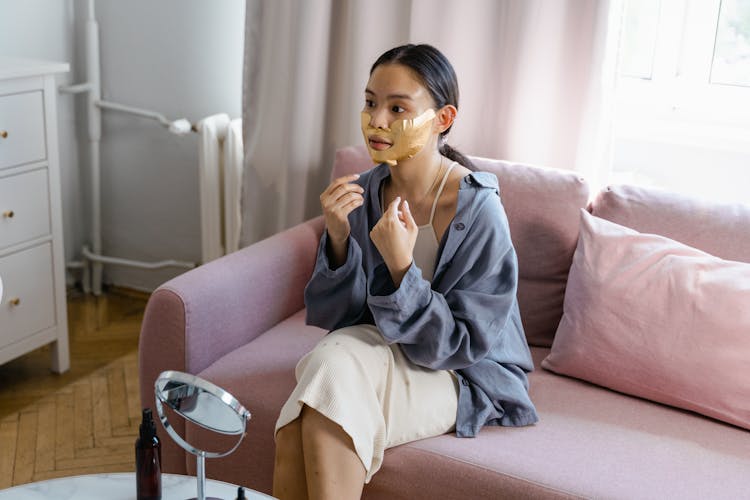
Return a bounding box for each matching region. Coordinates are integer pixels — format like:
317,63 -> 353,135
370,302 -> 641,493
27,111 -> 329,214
273,418 -> 308,500
300,405 -> 366,500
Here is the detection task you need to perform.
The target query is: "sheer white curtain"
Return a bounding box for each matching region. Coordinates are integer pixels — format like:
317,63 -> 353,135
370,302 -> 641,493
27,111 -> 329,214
241,0 -> 618,246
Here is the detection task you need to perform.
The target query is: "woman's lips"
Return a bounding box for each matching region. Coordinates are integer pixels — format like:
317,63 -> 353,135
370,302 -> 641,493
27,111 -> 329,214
368,136 -> 392,151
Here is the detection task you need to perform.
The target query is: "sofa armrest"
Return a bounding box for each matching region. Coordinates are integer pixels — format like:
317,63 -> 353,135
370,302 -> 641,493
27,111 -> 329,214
140,214 -> 324,374
138,216 -> 324,471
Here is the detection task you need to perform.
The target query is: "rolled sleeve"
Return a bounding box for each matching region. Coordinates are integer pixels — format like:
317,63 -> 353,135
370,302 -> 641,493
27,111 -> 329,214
304,232 -> 368,330
367,261 -> 432,325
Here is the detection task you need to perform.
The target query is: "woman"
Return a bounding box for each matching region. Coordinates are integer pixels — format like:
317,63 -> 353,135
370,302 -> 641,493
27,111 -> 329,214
273,44 -> 537,500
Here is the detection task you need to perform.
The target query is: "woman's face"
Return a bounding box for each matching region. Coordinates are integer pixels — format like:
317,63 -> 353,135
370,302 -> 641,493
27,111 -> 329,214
361,63 -> 438,166
364,63 -> 435,128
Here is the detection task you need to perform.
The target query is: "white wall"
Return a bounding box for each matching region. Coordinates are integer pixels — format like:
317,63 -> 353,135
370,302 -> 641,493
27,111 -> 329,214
0,0 -> 245,291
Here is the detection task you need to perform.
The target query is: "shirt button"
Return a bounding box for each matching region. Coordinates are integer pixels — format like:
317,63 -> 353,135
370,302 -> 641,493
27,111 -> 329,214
454,222 -> 465,231
461,378 -> 470,386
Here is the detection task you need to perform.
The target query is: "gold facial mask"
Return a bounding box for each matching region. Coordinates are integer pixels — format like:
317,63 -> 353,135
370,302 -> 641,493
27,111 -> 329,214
361,109 -> 436,166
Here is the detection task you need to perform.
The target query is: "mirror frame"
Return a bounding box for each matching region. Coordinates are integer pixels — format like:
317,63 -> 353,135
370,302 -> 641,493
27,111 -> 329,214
154,370 -> 251,458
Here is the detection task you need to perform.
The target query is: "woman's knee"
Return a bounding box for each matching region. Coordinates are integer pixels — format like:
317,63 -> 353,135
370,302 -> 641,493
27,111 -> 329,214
300,344 -> 358,374
300,329 -> 389,377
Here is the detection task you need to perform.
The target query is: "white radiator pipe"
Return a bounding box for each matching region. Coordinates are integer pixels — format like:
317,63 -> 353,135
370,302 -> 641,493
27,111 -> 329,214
60,0 -> 199,294
96,100 -> 170,127
86,0 -> 103,295
95,100 -> 195,134
59,82 -> 93,94
82,246 -> 195,270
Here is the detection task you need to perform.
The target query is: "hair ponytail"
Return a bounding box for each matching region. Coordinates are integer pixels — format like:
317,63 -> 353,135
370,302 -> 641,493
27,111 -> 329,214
440,142 -> 476,171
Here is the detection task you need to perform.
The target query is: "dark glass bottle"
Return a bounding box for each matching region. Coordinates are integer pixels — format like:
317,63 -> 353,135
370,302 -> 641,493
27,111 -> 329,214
135,408 -> 162,500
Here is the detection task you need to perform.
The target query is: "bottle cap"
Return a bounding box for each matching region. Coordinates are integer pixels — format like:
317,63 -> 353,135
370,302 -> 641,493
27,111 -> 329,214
140,408 -> 158,440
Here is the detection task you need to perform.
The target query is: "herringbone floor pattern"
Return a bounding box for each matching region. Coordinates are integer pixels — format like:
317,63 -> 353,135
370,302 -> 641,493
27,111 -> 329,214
0,288 -> 147,488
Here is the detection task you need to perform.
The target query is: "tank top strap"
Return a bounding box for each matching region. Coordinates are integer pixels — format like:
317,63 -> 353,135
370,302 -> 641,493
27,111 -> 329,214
428,161 -> 457,225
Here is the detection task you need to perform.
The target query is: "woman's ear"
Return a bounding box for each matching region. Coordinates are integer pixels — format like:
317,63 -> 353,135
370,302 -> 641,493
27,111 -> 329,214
434,105 -> 458,134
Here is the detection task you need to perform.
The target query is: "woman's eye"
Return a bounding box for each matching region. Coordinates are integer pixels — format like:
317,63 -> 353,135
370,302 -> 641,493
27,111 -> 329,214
365,100 -> 375,108
391,105 -> 405,113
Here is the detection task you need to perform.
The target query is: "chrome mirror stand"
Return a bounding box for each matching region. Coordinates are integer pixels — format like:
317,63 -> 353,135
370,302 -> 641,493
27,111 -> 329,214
155,370 -> 251,500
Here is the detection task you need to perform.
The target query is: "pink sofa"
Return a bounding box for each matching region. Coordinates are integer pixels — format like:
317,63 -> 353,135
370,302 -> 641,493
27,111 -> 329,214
140,146 -> 750,499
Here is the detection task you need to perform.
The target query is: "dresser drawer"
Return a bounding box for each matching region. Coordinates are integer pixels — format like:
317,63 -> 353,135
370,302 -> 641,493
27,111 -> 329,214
0,91 -> 47,170
0,243 -> 56,348
0,168 -> 51,250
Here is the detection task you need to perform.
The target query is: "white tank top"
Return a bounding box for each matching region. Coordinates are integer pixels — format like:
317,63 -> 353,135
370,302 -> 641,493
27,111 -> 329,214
380,162 -> 457,282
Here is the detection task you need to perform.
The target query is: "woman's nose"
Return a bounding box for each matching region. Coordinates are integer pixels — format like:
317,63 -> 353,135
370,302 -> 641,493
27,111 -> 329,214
369,108 -> 390,130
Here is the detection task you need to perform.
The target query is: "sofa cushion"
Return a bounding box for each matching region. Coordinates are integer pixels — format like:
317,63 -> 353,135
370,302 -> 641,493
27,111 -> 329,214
367,347 -> 750,500
542,210 -> 750,430
331,145 -> 590,347
590,183 -> 750,263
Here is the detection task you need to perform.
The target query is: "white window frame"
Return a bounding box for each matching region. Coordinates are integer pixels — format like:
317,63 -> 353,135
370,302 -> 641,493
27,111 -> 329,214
615,0 -> 750,154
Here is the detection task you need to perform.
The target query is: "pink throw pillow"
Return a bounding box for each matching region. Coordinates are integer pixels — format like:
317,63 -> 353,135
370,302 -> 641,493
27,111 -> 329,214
542,210 -> 750,430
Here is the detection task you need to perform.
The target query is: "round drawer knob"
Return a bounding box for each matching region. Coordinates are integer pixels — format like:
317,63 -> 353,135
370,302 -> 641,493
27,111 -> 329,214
0,130 -> 8,139
9,297 -> 20,307
3,210 -> 14,219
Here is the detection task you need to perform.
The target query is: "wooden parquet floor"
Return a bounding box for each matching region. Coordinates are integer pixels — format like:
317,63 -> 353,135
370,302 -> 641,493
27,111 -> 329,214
0,288 -> 148,488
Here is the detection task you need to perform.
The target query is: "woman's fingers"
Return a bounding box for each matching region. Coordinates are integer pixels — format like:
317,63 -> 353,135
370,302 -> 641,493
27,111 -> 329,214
323,174 -> 360,194
385,196 -> 401,218
322,183 -> 364,209
327,193 -> 364,222
321,174 -> 362,200
320,175 -> 364,243
340,196 -> 364,211
331,192 -> 364,210
400,200 -> 416,230
334,190 -> 364,207
383,196 -> 410,228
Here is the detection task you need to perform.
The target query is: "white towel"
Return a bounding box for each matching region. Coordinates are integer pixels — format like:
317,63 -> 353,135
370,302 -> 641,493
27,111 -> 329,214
223,118 -> 243,255
197,113 -> 230,263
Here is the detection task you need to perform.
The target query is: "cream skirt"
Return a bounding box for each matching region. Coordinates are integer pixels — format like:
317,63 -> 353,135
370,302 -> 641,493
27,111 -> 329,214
275,324 -> 459,482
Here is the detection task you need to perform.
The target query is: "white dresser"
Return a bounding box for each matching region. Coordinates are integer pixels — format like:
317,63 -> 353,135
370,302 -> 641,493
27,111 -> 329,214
0,57 -> 70,373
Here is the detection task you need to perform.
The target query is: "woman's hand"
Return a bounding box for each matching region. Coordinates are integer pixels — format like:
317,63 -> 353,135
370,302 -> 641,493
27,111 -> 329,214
370,196 -> 418,286
320,174 -> 364,266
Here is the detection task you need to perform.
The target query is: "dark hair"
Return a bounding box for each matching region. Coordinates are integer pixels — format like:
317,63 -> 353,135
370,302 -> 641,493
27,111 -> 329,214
371,44 -> 476,171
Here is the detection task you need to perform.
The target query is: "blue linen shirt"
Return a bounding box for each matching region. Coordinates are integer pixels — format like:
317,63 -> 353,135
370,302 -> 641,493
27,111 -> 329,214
304,163 -> 538,437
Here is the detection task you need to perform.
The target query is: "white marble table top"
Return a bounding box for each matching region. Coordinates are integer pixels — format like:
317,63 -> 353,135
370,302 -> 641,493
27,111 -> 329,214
0,472 -> 277,499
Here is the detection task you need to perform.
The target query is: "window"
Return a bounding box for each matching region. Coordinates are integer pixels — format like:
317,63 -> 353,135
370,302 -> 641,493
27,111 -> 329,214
711,0 -> 750,87
610,0 -> 750,204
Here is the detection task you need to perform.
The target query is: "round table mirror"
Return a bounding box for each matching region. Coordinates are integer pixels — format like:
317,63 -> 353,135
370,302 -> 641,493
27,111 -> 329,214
155,370 -> 251,500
